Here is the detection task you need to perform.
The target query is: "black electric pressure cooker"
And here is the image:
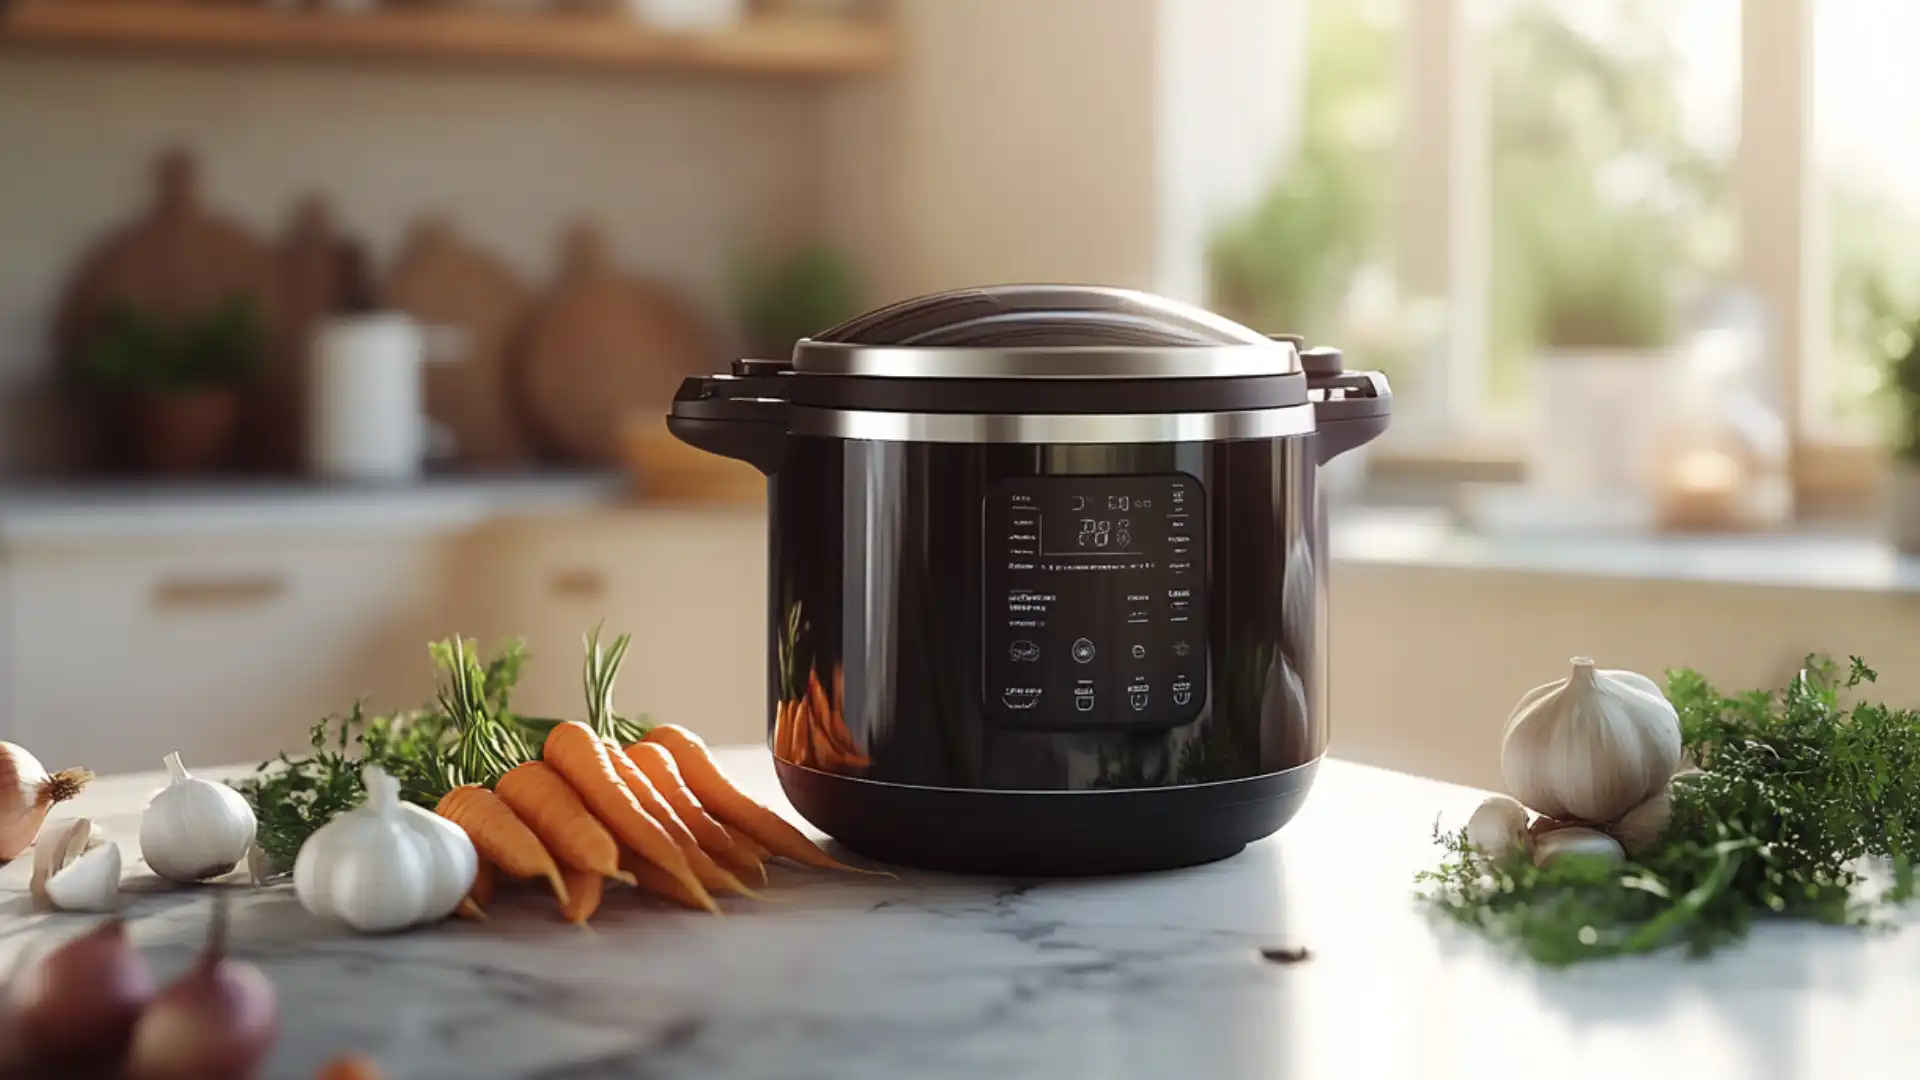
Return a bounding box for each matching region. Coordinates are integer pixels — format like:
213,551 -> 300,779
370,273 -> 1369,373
668,285 -> 1389,875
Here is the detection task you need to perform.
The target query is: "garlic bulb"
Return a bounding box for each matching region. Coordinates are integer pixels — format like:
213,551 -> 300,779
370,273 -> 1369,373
1532,826 -> 1625,868
1500,657 -> 1682,823
139,752 -> 257,883
0,741 -> 93,861
1609,787 -> 1672,854
30,818 -> 123,912
294,766 -> 477,933
1465,795 -> 1530,862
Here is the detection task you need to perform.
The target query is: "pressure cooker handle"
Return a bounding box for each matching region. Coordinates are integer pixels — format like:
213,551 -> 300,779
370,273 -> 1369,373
1302,346 -> 1393,466
667,371 -> 790,476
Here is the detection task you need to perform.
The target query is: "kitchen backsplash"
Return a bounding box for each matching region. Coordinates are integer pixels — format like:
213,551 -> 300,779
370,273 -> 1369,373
0,54 -> 821,474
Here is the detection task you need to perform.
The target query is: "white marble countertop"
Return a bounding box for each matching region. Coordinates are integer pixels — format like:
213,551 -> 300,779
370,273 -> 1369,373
3,750 -> 1917,1080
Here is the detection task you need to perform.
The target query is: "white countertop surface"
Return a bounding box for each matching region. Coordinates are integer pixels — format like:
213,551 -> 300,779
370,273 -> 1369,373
3,749 -> 1915,1080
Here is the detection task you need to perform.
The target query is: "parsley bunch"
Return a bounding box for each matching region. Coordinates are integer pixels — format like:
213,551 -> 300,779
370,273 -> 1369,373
1417,657 -> 1920,966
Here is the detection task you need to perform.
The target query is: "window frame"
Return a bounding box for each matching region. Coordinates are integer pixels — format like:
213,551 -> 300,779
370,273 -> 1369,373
1388,0 -> 1877,513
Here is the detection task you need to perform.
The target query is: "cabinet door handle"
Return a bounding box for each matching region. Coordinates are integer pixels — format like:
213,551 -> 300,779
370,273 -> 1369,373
549,567 -> 608,601
151,573 -> 289,611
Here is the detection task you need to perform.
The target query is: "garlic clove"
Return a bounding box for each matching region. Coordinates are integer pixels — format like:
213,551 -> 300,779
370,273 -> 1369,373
1465,795 -> 1531,862
1500,657 -> 1683,823
30,818 -> 95,906
246,842 -> 279,886
1532,826 -> 1625,868
45,842 -> 123,912
1609,787 -> 1674,854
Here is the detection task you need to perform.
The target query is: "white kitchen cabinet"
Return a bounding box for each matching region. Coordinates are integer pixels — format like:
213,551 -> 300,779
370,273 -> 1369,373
461,506 -> 769,746
0,481 -> 762,773
2,534 -> 455,775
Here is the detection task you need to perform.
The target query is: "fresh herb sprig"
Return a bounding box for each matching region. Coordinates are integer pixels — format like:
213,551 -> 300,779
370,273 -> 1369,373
236,638 -> 536,867
582,623 -> 652,746
1418,657 -> 1920,966
437,636 -> 535,788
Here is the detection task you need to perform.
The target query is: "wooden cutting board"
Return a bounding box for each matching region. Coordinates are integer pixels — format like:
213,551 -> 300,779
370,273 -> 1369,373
385,218 -> 533,468
55,148 -> 281,386
248,195 -> 346,473
516,225 -> 719,465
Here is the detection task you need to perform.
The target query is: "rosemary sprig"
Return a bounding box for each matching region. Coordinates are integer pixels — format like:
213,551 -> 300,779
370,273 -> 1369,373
1418,656 -> 1920,965
437,635 -> 534,787
582,623 -> 651,745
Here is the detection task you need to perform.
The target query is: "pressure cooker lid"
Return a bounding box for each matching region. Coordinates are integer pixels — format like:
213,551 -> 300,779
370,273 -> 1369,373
792,285 -> 1301,379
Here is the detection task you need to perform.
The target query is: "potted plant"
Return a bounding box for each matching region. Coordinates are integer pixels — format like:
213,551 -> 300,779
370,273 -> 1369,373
733,244 -> 864,360
79,293 -> 265,475
1526,205 -> 1677,496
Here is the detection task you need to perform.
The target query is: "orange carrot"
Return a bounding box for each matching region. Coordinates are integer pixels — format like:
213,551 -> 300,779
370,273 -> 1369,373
436,786 -> 570,906
703,820 -> 769,885
642,724 -> 886,874
495,760 -> 636,887
774,699 -> 800,763
725,823 -> 770,862
605,743 -> 760,899
469,858 -> 497,908
627,741 -> 767,884
538,723 -> 711,909
316,1055 -> 389,1080
456,897 -> 488,922
807,670 -> 834,751
558,866 -> 603,925
625,741 -> 737,857
622,850 -> 719,912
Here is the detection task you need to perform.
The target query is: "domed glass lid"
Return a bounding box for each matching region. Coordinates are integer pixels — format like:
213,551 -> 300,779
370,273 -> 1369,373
791,285 -> 1301,380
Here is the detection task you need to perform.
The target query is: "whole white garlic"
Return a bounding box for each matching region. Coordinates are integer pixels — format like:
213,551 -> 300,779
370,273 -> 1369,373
1500,657 -> 1682,823
139,751 -> 257,883
1465,795 -> 1530,862
294,766 -> 477,934
1532,826 -> 1625,867
1609,788 -> 1672,855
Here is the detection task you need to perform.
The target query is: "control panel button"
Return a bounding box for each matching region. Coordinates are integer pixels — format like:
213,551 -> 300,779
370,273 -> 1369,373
1172,676 -> 1193,707
983,475 -> 1207,727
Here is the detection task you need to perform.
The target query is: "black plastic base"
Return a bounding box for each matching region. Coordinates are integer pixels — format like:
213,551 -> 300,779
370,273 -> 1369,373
776,759 -> 1320,876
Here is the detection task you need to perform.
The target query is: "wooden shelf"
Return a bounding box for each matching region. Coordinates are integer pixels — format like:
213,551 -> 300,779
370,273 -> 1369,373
0,1 -> 896,78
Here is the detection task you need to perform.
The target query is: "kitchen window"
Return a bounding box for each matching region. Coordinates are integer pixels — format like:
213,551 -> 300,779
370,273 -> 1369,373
1219,0 -> 1907,517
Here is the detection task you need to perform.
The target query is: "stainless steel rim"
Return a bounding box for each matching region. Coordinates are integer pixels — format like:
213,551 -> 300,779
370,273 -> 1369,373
788,405 -> 1316,444
789,342 -> 1302,379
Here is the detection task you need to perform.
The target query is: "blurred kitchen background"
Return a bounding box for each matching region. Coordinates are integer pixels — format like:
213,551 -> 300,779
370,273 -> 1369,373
0,0 -> 1914,788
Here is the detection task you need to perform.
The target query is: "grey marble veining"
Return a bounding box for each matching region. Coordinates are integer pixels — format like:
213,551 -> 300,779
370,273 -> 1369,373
5,752 -> 1919,1080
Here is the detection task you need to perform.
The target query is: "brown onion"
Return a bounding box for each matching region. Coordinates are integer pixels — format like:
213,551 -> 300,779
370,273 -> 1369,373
126,897 -> 278,1080
0,741 -> 92,861
6,917 -> 154,1069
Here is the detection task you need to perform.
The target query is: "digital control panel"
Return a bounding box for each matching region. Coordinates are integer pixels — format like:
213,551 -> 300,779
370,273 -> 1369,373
982,475 -> 1207,727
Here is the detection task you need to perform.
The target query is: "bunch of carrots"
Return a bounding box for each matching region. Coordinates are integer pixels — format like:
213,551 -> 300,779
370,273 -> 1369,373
431,631 -> 874,924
